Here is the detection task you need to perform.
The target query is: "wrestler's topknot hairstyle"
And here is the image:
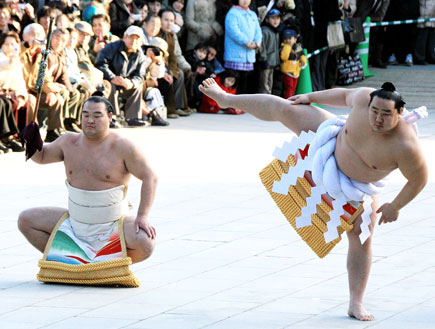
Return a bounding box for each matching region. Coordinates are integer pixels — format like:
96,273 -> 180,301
84,95 -> 114,114
369,82 -> 406,113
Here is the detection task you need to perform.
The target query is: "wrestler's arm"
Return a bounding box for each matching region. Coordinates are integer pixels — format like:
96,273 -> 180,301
289,87 -> 374,108
30,134 -> 66,164
122,140 -> 158,239
377,142 -> 428,224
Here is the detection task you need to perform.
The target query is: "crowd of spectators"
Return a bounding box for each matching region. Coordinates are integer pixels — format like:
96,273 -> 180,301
0,0 -> 434,155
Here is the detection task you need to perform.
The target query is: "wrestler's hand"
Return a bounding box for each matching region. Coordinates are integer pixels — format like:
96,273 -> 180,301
377,202 -> 399,225
135,216 -> 156,239
288,94 -> 311,104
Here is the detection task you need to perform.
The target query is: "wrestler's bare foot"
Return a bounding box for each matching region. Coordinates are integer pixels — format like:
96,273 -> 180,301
199,78 -> 231,109
348,302 -> 374,321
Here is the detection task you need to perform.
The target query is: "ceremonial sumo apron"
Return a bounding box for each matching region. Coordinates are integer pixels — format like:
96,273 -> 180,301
37,181 -> 140,287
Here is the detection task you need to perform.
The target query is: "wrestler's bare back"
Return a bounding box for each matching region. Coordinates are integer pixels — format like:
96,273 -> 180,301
60,132 -> 132,190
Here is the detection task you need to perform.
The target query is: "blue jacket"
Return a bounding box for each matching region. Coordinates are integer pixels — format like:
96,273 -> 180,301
224,6 -> 262,64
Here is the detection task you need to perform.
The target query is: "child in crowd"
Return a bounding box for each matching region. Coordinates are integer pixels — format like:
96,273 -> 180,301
257,8 -> 281,94
205,42 -> 224,78
185,42 -> 209,109
280,28 -> 306,98
199,69 -> 243,115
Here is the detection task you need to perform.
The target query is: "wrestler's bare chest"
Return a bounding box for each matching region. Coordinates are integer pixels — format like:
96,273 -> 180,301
62,137 -> 129,190
335,115 -> 400,183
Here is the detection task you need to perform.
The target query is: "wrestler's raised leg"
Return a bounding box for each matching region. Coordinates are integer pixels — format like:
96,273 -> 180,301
123,215 -> 155,263
18,207 -> 67,252
199,78 -> 335,135
346,196 -> 378,321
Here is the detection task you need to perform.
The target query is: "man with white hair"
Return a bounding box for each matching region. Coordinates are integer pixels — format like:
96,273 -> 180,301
95,25 -> 148,127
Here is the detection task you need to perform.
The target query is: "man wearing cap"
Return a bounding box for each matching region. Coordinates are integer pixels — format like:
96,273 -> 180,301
95,25 -> 148,127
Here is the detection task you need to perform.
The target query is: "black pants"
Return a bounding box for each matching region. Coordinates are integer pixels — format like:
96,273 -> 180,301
310,51 -> 329,92
0,98 -> 18,139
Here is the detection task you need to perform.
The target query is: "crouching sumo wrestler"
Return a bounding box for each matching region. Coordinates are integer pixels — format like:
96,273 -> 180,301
18,96 -> 157,287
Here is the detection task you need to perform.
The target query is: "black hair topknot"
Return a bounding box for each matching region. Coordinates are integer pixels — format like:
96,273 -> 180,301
381,82 -> 396,92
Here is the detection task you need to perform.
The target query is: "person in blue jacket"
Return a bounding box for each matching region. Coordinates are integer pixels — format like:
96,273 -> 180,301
224,0 -> 262,94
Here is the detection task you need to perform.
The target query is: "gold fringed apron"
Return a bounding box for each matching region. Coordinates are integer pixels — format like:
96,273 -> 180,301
259,146 -> 363,258
37,182 -> 140,287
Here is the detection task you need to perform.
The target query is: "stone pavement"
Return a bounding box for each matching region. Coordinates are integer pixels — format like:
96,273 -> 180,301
0,65 -> 434,329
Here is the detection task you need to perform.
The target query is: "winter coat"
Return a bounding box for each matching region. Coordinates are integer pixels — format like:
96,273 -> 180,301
224,6 -> 262,64
418,0 -> 435,28
185,0 -> 223,50
200,76 -> 236,113
280,43 -> 307,78
257,23 -> 281,68
109,0 -> 141,37
95,40 -> 148,88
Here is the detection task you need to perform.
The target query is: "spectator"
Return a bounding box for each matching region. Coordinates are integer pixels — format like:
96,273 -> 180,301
56,13 -> 72,29
414,0 -> 435,65
280,28 -> 307,98
158,9 -> 190,118
95,25 -> 148,127
0,4 -> 20,34
184,42 -> 209,109
64,27 -> 92,129
6,0 -> 36,33
384,0 -> 419,66
109,0 -> 142,38
308,0 -> 341,91
142,14 -> 161,44
75,21 -> 109,99
167,0 -> 185,38
141,37 -> 170,126
20,24 -> 66,142
353,0 -> 390,69
36,6 -> 56,34
49,28 -> 82,133
184,0 -> 223,51
89,13 -> 120,64
204,41 -> 224,77
224,0 -> 262,94
148,0 -> 162,16
82,1 -> 105,25
257,8 -> 281,94
199,69 -> 242,114
0,31 -> 26,152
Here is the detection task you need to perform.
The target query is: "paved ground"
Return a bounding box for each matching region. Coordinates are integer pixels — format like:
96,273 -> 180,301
0,64 -> 434,329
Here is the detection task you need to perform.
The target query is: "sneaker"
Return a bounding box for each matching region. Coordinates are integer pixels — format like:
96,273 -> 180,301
150,111 -> 169,126
405,54 -> 413,66
388,54 -> 398,65
6,138 -> 25,152
167,113 -> 179,119
126,118 -> 147,127
175,109 -> 191,117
